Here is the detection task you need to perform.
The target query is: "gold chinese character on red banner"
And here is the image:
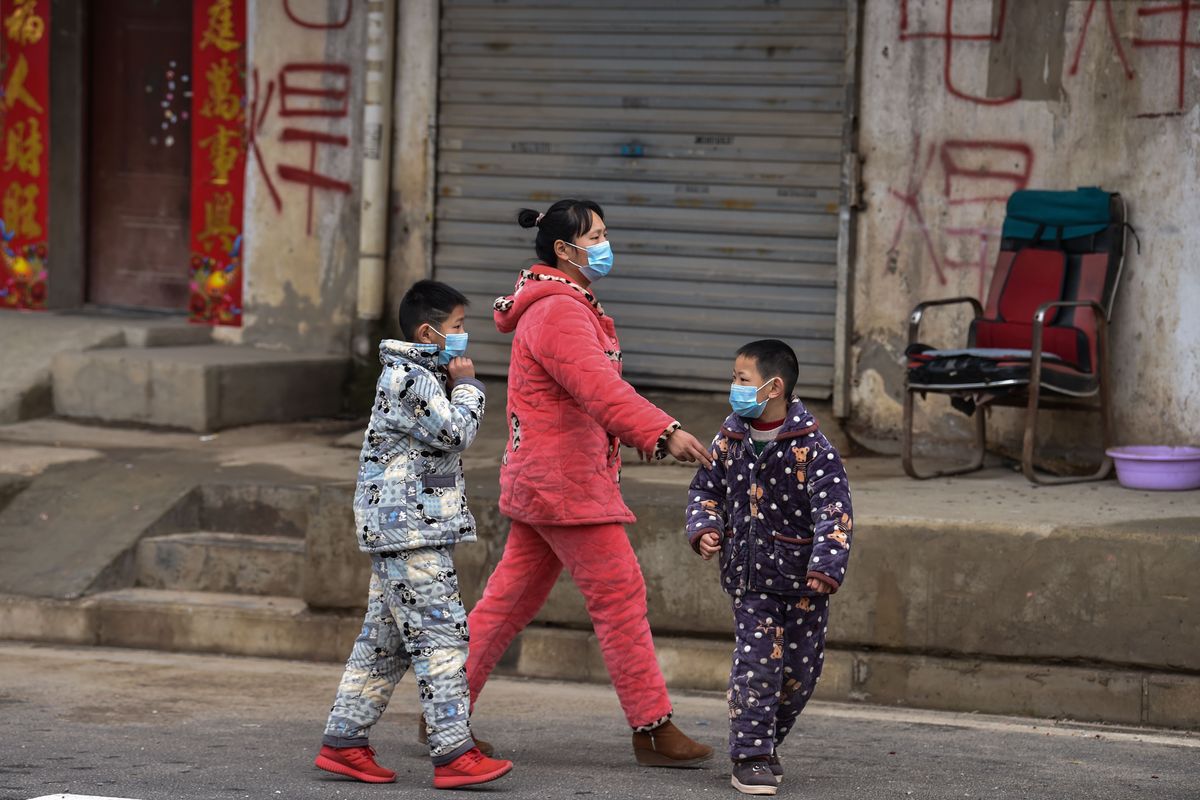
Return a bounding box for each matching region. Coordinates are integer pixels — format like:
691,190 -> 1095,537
4,0 -> 44,45
200,0 -> 239,53
200,125 -> 242,185
4,54 -> 44,113
3,182 -> 42,238
201,59 -> 241,121
4,118 -> 43,177
197,190 -> 238,252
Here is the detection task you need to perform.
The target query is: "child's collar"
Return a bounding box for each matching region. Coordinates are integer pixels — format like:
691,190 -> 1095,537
721,398 -> 819,441
378,339 -> 443,372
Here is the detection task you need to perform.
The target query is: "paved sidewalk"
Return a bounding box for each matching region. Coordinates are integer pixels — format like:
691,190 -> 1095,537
0,643 -> 1196,800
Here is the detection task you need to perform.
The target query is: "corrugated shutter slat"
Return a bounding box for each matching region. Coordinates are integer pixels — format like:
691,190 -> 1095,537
435,0 -> 847,395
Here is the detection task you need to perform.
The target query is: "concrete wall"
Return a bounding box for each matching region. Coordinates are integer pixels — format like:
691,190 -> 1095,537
384,0 -> 440,338
228,0 -> 438,353
225,0 -> 368,354
850,0 -> 1200,458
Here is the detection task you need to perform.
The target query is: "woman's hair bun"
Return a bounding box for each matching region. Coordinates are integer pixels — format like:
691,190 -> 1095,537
516,208 -> 541,229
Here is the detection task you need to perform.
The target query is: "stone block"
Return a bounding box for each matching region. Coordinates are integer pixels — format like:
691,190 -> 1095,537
1145,674 -> 1200,729
92,588 -> 360,661
135,532 -> 304,597
52,345 -> 349,432
0,594 -> 97,645
830,521 -> 1200,672
302,483 -> 369,610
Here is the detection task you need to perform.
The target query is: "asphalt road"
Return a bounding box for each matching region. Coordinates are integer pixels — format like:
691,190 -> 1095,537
0,642 -> 1195,800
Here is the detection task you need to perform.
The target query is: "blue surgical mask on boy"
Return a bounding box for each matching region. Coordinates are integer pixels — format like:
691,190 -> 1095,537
729,380 -> 774,419
566,240 -> 614,283
426,326 -> 469,365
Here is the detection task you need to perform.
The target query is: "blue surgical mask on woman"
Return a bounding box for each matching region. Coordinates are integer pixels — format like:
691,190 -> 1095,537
426,326 -> 469,365
566,240 -> 614,283
728,379 -> 775,419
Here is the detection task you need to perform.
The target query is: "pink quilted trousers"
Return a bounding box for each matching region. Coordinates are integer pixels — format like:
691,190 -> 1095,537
466,520 -> 673,728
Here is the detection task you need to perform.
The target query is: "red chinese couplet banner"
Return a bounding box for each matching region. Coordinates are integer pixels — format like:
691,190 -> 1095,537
0,0 -> 50,310
189,0 -> 246,325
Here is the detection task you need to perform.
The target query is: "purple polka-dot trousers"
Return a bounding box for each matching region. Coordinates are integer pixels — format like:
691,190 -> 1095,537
726,592 -> 829,762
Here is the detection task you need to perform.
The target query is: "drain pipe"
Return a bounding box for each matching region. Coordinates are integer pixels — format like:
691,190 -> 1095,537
353,0 -> 397,361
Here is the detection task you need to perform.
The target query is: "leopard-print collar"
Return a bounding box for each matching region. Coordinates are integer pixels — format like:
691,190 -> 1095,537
493,267 -> 606,317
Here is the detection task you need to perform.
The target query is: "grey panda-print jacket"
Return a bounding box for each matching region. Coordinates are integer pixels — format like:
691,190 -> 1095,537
354,339 -> 486,553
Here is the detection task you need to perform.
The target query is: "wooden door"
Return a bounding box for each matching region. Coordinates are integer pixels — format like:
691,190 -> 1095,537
87,1 -> 192,310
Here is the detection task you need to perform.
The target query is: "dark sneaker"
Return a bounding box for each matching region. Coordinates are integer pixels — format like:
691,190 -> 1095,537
314,745 -> 396,783
433,747 -> 513,789
416,715 -> 494,756
731,760 -> 778,796
767,752 -> 783,784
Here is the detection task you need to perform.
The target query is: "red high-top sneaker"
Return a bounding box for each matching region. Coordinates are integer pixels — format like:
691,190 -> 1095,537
314,745 -> 396,783
432,747 -> 513,789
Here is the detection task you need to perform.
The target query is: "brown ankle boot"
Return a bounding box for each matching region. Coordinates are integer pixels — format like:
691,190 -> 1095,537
632,720 -> 714,768
417,715 -> 494,757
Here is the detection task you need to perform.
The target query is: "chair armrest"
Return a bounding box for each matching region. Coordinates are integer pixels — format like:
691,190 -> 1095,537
1030,299 -> 1108,374
1032,299 -> 1105,325
907,297 -> 984,347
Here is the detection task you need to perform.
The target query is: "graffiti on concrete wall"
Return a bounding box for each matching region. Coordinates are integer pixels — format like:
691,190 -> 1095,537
249,1 -> 354,236
902,0 -> 1200,112
888,136 -> 1034,297
1068,0 -> 1136,79
1131,2 -> 1200,110
898,0 -> 1022,105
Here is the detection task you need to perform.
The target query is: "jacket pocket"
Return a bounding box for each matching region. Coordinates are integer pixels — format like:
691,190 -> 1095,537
417,474 -> 463,523
751,532 -> 813,594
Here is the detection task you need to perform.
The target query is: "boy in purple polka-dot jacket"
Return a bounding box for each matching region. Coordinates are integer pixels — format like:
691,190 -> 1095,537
685,339 -> 853,795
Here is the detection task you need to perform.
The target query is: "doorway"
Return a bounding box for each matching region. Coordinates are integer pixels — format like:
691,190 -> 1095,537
86,0 -> 192,310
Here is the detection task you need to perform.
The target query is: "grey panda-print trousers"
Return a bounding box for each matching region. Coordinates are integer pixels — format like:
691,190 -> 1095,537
322,547 -> 474,765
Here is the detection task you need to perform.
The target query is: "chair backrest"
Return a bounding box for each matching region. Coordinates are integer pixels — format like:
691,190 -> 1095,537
971,188 -> 1127,372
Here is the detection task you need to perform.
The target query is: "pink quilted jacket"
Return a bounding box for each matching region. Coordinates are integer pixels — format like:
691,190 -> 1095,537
494,266 -> 677,526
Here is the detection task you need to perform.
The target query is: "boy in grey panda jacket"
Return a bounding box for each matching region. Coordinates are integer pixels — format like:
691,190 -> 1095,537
316,281 -> 513,791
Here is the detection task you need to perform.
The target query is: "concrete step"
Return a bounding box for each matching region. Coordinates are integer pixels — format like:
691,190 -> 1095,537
51,345 -> 349,432
2,590 -> 1197,730
91,589 -> 358,661
119,319 -> 213,348
507,627 -> 1200,732
135,532 -> 304,597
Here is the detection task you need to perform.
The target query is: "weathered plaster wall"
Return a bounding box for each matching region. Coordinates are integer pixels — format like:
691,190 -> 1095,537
852,0 -> 1200,458
383,0 -> 439,339
223,0 -> 366,353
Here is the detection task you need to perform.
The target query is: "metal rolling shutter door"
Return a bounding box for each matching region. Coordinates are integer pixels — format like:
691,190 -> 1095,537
435,0 -> 847,396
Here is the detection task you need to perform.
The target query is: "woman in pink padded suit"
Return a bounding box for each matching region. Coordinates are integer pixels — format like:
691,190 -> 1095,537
467,199 -> 716,768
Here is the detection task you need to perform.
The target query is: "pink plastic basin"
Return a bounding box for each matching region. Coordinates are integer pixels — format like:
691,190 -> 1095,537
1105,446 -> 1200,491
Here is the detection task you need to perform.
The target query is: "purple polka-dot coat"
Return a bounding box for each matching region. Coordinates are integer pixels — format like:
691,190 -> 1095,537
685,398 -> 854,597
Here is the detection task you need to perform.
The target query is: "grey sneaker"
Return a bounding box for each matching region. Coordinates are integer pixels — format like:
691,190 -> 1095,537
767,752 -> 783,784
731,760 -> 778,796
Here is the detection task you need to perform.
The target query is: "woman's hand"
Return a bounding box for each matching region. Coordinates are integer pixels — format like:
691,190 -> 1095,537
448,357 -> 475,382
667,429 -> 715,468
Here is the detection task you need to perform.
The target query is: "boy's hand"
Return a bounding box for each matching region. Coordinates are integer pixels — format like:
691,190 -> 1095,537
448,357 -> 475,382
697,531 -> 721,560
806,577 -> 833,593
667,429 -> 715,468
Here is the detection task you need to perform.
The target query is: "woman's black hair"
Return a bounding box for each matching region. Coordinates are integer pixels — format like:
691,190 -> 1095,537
516,199 -> 604,266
